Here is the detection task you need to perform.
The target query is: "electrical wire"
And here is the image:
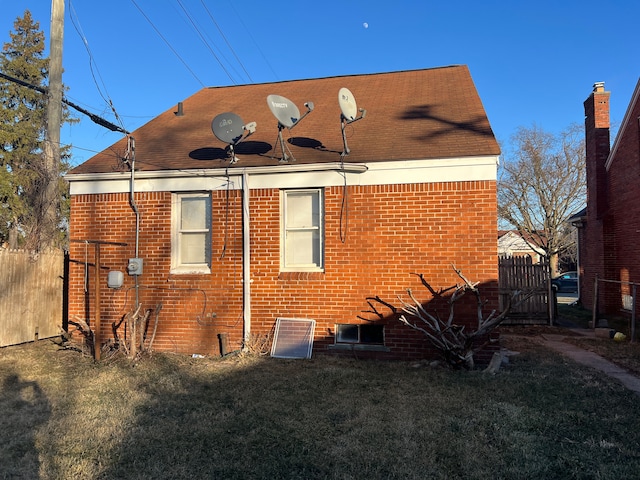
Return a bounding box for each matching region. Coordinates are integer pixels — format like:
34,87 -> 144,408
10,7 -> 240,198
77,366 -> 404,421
175,0 -> 238,85
219,169 -> 231,259
130,0 -> 206,88
225,0 -> 279,81
199,0 -> 253,83
68,0 -> 128,134
339,152 -> 349,243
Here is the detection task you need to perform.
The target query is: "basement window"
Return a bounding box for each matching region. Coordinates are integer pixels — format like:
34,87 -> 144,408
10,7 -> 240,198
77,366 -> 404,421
335,324 -> 385,345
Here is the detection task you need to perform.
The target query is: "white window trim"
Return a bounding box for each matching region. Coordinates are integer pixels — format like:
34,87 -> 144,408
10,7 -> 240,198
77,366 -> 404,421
280,188 -> 324,272
170,192 -> 212,274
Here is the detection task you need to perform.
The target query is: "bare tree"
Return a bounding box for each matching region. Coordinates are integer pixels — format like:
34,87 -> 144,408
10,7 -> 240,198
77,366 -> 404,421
361,266 -> 530,370
498,124 -> 585,275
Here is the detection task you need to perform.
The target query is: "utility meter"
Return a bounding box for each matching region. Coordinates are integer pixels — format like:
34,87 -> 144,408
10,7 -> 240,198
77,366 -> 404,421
127,258 -> 143,276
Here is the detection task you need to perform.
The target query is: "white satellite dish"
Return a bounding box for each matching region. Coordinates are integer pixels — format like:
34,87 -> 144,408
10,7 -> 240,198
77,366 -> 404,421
211,112 -> 256,163
338,87 -> 358,122
267,94 -> 300,129
266,94 -> 314,162
338,87 -> 366,156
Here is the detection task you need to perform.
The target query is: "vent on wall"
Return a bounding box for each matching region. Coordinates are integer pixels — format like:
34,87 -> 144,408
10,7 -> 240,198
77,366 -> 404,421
270,318 -> 316,359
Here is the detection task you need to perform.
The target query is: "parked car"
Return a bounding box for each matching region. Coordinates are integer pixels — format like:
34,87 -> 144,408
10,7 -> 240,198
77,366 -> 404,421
551,271 -> 578,293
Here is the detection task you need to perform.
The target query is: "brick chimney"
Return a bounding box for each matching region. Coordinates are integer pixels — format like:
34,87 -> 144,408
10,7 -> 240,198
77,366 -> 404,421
584,82 -> 610,219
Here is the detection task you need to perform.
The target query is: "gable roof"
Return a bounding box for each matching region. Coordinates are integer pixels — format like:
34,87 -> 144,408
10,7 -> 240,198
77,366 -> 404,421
68,65 -> 500,175
498,230 -> 548,248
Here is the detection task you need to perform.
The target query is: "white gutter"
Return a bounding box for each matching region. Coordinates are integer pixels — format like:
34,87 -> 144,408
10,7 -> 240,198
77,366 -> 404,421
242,172 -> 251,349
65,162 -> 369,182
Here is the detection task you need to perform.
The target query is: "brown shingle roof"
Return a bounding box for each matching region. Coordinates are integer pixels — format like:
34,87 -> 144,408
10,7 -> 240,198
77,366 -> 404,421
69,65 -> 500,174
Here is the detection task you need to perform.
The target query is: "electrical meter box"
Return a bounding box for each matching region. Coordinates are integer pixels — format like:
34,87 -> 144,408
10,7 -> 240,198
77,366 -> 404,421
127,258 -> 143,276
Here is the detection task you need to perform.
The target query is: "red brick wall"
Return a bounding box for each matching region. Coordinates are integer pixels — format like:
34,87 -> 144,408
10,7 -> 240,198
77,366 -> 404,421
68,180 -> 498,361
607,96 -> 640,302
582,85 -> 640,316
581,87 -> 611,313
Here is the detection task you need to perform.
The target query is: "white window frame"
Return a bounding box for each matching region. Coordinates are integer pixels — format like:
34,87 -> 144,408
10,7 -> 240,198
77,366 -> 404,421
280,188 -> 324,272
171,192 -> 212,274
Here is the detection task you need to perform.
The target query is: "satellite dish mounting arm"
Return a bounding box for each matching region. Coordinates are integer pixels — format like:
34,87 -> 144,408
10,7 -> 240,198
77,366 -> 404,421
341,108 -> 366,156
275,122 -> 290,162
227,123 -> 256,163
289,102 -> 314,130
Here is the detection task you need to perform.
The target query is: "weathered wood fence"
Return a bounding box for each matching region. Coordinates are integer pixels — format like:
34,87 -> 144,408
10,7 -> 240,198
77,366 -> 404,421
499,255 -> 551,325
0,249 -> 66,347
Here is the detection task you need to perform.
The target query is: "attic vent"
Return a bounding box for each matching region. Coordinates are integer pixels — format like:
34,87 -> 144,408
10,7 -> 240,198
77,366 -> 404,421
270,318 -> 316,359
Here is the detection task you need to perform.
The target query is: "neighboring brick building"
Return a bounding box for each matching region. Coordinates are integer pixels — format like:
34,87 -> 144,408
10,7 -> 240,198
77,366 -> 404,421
66,65 -> 501,361
579,80 -> 640,316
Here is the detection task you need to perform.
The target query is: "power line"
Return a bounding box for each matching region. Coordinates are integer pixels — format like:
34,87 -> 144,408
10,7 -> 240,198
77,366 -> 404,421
130,0 -> 206,88
199,0 -> 253,83
68,0 -> 128,134
0,71 -> 129,134
226,0 -> 279,82
175,0 -> 237,84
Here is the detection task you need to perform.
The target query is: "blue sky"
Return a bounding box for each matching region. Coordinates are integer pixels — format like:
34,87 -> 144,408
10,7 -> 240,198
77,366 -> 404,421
2,1 -> 638,166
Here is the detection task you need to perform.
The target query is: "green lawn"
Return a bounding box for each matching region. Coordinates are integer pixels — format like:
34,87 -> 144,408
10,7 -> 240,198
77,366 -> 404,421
1,335 -> 640,479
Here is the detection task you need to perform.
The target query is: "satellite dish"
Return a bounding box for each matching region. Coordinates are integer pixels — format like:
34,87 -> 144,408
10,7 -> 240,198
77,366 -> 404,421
211,112 -> 256,163
338,87 -> 366,156
267,94 -> 300,129
266,94 -> 314,162
212,112 -> 245,145
339,87 -> 358,122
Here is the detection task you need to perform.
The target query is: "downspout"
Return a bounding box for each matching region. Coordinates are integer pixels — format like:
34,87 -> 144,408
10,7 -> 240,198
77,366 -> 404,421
242,172 -> 251,348
127,136 -> 141,308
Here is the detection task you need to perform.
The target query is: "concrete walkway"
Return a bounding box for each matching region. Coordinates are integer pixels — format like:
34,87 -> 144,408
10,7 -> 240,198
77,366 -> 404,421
538,331 -> 640,396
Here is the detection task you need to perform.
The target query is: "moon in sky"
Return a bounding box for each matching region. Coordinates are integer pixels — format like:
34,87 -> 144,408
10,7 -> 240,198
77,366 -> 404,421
363,22 -> 369,29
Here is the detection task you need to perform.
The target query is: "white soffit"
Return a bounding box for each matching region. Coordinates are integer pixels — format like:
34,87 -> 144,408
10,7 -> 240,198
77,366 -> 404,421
66,156 -> 498,195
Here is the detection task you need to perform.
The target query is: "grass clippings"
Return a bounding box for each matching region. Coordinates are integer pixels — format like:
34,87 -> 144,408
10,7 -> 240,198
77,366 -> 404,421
2,336 -> 640,480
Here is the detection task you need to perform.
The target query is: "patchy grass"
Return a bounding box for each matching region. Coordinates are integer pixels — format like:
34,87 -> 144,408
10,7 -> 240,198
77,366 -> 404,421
553,304 -> 640,377
557,303 -> 631,333
2,338 -> 640,479
502,304 -> 640,377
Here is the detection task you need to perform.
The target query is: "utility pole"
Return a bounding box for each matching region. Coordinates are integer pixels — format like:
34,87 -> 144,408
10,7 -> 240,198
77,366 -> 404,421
42,0 -> 64,249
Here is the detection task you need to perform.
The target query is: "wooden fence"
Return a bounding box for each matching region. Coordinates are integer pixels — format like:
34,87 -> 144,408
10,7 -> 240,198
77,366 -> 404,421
0,249 -> 65,347
499,255 -> 551,325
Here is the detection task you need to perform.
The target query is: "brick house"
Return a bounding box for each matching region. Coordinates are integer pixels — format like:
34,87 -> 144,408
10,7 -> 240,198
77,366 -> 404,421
579,80 -> 640,315
66,65 -> 501,361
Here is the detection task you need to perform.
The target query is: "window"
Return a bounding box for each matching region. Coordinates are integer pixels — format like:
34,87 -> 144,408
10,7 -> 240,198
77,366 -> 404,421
171,193 -> 211,274
281,189 -> 324,271
335,324 -> 384,345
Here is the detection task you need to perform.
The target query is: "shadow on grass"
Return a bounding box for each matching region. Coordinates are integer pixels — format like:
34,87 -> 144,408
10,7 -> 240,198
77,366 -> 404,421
0,372 -> 51,479
4,340 -> 640,479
